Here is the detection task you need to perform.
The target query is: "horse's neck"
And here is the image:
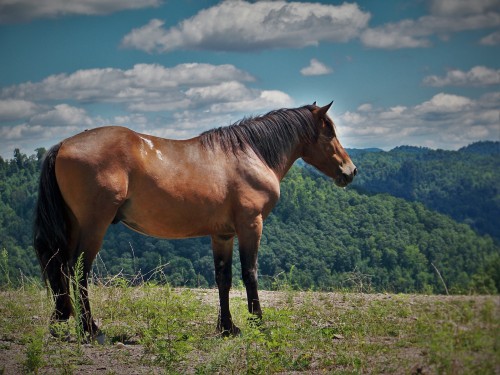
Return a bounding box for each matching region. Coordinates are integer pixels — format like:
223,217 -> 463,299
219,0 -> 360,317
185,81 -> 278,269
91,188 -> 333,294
271,139 -> 304,181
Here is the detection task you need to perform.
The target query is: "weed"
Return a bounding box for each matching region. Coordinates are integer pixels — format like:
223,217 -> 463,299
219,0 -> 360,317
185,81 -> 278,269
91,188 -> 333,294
69,253 -> 85,342
480,298 -> 495,324
22,327 -> 45,374
0,248 -> 11,288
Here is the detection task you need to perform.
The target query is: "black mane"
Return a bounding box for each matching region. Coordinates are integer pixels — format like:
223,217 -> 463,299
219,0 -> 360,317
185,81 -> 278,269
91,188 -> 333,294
200,105 -> 318,170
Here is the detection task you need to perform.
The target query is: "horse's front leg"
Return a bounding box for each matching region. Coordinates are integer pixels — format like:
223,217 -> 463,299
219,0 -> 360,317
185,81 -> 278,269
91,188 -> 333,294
237,215 -> 263,319
211,234 -> 240,336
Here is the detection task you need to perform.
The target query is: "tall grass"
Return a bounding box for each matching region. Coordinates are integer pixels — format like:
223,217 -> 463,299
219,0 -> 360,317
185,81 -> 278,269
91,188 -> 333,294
68,253 -> 85,342
0,248 -> 11,288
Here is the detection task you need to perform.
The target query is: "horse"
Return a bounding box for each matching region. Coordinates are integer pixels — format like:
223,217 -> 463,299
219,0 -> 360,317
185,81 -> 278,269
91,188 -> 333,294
33,102 -> 356,339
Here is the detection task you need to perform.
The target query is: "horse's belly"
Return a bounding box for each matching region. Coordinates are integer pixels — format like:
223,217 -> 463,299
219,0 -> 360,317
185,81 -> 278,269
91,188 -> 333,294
118,199 -> 234,239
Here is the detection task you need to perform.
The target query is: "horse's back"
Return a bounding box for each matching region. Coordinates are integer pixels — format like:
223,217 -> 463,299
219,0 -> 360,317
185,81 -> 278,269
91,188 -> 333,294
58,126 -> 139,161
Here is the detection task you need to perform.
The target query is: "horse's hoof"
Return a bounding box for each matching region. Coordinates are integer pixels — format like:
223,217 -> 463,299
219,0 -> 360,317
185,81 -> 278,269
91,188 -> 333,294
49,322 -> 70,341
95,331 -> 106,345
247,315 -> 263,328
219,325 -> 241,337
233,326 -> 242,336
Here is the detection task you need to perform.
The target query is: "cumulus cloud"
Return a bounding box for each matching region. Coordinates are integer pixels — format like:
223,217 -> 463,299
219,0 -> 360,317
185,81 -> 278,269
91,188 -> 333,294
300,59 -> 333,76
29,104 -> 95,127
423,66 -> 500,87
209,90 -> 293,113
414,93 -> 473,114
121,1 -> 370,53
361,24 -> 431,49
0,64 -> 291,116
337,92 -> 500,150
361,0 -> 500,49
0,123 -> 45,141
0,99 -> 38,121
480,30 -> 500,45
0,63 -> 258,111
0,103 -> 100,149
117,0 -> 499,52
0,0 -> 162,23
146,111 -> 234,140
357,103 -> 373,112
429,0 -> 500,16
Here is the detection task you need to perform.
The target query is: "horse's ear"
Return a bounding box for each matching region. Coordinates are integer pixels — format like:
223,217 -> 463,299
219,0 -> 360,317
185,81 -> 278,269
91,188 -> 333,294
312,101 -> 317,106
315,101 -> 333,118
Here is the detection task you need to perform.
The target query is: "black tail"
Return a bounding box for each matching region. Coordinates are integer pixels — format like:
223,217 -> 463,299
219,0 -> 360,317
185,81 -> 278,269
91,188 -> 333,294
33,143 -> 68,290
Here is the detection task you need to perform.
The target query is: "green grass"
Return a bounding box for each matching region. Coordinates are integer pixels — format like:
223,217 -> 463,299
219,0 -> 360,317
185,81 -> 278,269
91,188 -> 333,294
0,283 -> 498,374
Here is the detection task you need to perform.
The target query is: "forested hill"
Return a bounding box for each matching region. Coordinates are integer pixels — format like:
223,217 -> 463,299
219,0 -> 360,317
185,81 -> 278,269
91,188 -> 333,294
0,146 -> 499,294
345,141 -> 500,240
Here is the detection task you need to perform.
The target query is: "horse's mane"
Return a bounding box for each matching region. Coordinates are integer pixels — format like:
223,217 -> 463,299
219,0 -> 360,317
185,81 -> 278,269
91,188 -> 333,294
199,105 -> 318,170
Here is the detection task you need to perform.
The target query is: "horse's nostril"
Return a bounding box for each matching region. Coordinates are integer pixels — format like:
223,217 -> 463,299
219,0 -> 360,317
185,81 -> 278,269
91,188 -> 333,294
353,167 -> 358,176
342,172 -> 353,184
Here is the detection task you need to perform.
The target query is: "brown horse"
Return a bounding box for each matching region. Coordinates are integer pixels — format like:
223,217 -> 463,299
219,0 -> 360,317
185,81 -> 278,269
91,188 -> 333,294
34,102 -> 356,339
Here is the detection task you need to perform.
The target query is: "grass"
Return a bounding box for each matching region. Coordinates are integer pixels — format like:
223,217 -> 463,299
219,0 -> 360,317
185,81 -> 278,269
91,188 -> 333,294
0,281 -> 498,374
69,253 -> 86,343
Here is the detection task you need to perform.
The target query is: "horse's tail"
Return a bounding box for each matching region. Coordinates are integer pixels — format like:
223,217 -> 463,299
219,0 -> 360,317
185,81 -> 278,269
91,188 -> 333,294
33,143 -> 69,293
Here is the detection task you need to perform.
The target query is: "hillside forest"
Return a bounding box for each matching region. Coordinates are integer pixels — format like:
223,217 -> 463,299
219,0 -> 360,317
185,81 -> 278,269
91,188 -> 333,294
0,142 -> 499,294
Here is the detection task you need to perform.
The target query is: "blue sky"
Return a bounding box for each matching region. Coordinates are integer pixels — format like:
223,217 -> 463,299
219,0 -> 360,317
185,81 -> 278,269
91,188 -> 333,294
0,0 -> 499,158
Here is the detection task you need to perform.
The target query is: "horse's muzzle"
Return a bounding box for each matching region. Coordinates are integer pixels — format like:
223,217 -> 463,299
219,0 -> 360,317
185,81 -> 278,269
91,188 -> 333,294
335,165 -> 357,187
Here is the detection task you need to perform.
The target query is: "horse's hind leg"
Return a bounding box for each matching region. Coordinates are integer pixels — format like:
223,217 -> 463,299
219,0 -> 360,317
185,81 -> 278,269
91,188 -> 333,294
41,245 -> 72,338
49,269 -> 72,333
68,221 -> 110,341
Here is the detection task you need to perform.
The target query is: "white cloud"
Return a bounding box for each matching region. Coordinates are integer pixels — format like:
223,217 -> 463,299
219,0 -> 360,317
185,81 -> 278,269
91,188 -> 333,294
423,66 -> 500,87
361,2 -> 500,49
480,30 -> 500,45
357,103 -> 373,112
121,1 -> 370,53
0,123 -> 45,141
0,99 -> 38,121
209,90 -> 293,113
0,63 -> 257,112
0,104 -> 101,154
113,114 -> 148,127
0,0 -> 162,23
341,111 -> 366,125
147,111 -> 234,140
361,24 -> 430,49
185,81 -> 253,105
414,93 -> 473,114
337,92 -> 500,150
29,104 -> 95,127
300,59 -> 333,76
0,63 -> 289,116
379,106 -> 407,120
429,0 -> 500,16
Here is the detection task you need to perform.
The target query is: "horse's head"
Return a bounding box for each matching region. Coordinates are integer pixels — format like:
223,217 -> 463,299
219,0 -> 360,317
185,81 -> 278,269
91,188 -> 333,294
302,102 -> 357,187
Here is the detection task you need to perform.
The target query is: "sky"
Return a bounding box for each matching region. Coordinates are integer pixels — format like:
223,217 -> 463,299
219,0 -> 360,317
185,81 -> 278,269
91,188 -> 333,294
0,0 -> 499,158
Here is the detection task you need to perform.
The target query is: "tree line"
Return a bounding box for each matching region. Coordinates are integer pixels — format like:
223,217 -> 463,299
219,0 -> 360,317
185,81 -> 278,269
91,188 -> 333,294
0,144 -> 498,293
